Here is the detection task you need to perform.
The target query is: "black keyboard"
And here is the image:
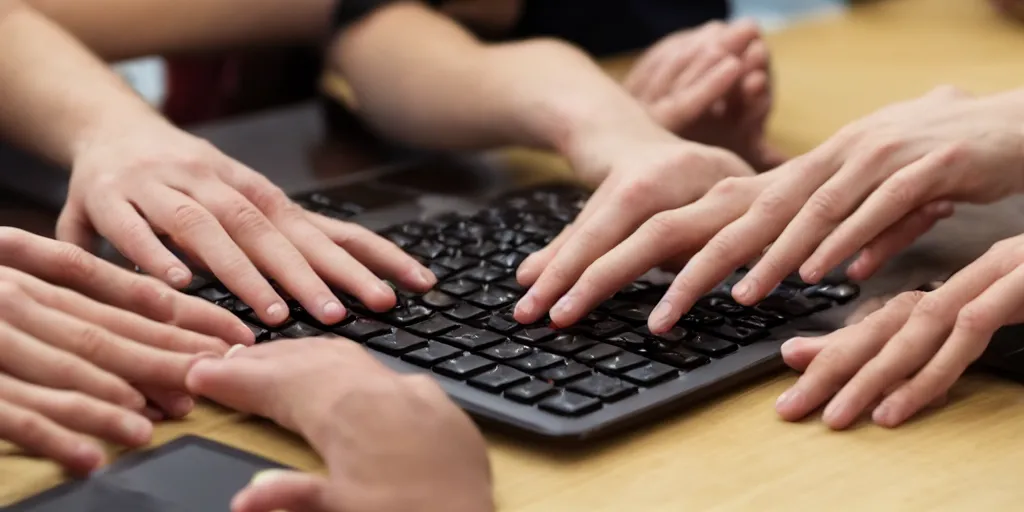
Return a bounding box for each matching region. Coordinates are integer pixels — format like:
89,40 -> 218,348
186,184 -> 860,440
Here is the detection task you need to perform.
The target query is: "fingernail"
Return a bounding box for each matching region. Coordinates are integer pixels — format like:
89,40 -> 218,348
121,416 -> 153,443
74,441 -> 103,467
166,268 -> 190,288
266,303 -> 287,322
551,294 -> 574,319
226,344 -> 246,359
780,339 -> 796,357
822,399 -> 845,423
732,281 -> 752,302
236,324 -> 256,344
872,403 -> 894,425
322,300 -> 344,320
776,389 -> 795,408
418,267 -> 436,287
649,299 -> 674,333
515,294 -> 536,320
803,269 -> 822,284
169,396 -> 195,418
251,469 -> 292,485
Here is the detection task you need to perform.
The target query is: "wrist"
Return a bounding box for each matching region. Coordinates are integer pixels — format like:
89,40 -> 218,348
68,99 -> 171,165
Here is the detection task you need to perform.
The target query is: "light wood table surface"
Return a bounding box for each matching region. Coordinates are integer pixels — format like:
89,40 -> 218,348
5,0 -> 1024,510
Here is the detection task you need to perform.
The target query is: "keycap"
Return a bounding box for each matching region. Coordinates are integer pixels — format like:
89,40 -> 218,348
197,286 -> 232,302
402,341 -> 463,367
622,363 -> 679,386
409,241 -> 447,260
636,326 -> 691,344
242,321 -> 270,342
385,232 -> 417,249
333,317 -> 391,342
539,363 -> 591,385
508,352 -> 565,373
444,303 -> 487,322
495,277 -> 526,294
485,310 -> 521,334
435,256 -> 479,272
481,341 -> 533,361
703,324 -> 768,345
682,334 -> 738,357
366,330 -> 428,355
680,310 -> 725,327
756,293 -> 830,318
804,283 -> 860,303
606,332 -> 647,349
184,275 -> 210,293
461,241 -> 500,258
698,297 -> 748,316
278,322 -> 325,339
440,326 -> 506,350
407,316 -> 461,337
490,229 -> 531,246
421,290 -> 458,310
517,242 -> 544,254
609,304 -> 655,324
218,298 -> 253,316
460,264 -> 507,283
400,222 -> 435,238
596,353 -> 650,373
538,391 -> 602,416
574,343 -> 622,363
439,279 -> 481,297
568,374 -> 637,402
513,326 -> 557,345
469,366 -> 530,393
465,288 -> 518,309
537,334 -> 598,355
639,346 -> 709,370
427,264 -> 453,281
734,313 -> 783,329
504,380 -> 556,404
434,355 -> 496,379
383,304 -> 433,326
490,252 -> 527,269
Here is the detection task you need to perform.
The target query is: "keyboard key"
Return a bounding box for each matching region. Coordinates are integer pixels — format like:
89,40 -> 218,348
640,347 -> 709,370
439,279 -> 481,297
197,286 -> 232,302
680,310 -> 725,327
574,343 -> 621,363
703,324 -> 768,345
478,338 -> 532,359
681,334 -> 737,357
434,355 -> 496,379
366,330 -> 428,355
568,374 -> 637,402
278,321 -> 325,339
407,316 -> 461,337
537,334 -> 598,355
606,332 -> 647,349
513,326 -> 557,345
756,293 -> 831,318
421,290 -> 458,310
539,362 -> 591,385
538,391 -> 602,417
609,304 -> 654,324
460,264 -> 508,283
490,252 -> 527,269
444,303 -> 487,322
698,297 -> 748,316
804,283 -> 860,303
427,264 -> 453,281
465,288 -> 518,309
468,366 -> 530,393
402,341 -> 463,367
596,353 -> 650,373
184,275 -> 210,293
622,363 -> 679,386
333,318 -> 391,342
636,326 -> 691,344
508,352 -> 565,373
440,326 -> 506,350
734,313 -> 783,330
435,256 -> 478,272
242,321 -> 270,342
504,380 -> 556,404
409,241 -> 447,260
485,310 -> 521,334
383,304 -> 433,326
385,232 -> 417,249
517,242 -> 544,254
495,277 -> 526,294
218,298 -> 253,316
461,241 -> 500,258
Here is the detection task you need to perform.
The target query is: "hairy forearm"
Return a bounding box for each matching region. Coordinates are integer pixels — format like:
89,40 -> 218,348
330,2 -> 665,157
0,1 -> 165,166
26,0 -> 334,61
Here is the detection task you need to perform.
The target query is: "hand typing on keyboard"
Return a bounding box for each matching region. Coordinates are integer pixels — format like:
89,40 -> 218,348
513,131 -> 757,326
625,19 -> 785,172
0,229 -> 243,474
60,122 -> 436,328
778,236 -> 1024,429
187,339 -> 493,512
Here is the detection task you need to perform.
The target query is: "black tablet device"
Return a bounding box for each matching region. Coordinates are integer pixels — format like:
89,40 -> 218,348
7,435 -> 291,512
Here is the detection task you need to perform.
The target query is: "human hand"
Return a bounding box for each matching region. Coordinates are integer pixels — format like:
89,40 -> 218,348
991,0 -> 1024,22
625,20 -> 783,171
186,339 -> 493,512
513,134 -> 757,325
651,86 -> 1023,330
777,234 -> 1024,429
60,121 -> 435,327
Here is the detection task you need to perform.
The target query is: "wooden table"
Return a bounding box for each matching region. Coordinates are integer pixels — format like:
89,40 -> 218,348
5,0 -> 1024,509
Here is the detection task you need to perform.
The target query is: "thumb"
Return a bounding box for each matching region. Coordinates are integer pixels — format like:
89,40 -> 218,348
185,357 -> 270,416
231,470 -> 333,512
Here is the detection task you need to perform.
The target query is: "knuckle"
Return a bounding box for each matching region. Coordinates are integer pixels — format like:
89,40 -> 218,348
805,187 -> 847,223
641,212 -> 681,243
891,290 -> 927,309
708,177 -> 746,198
53,243 -> 98,281
239,179 -> 290,214
0,226 -> 29,253
935,142 -> 971,167
955,305 -> 996,334
171,203 -> 215,235
753,190 -> 789,217
617,177 -> 660,205
865,139 -> 903,162
10,411 -> 46,443
225,203 -> 272,234
911,294 -> 950,321
880,176 -> 919,206
75,326 -> 112,362
930,84 -> 968,99
0,281 -> 24,301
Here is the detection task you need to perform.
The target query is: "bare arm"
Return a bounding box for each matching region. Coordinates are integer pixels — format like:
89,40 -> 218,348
0,0 -> 165,166
26,0 -> 335,61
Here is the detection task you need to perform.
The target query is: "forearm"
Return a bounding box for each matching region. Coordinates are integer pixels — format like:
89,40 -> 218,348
0,2 -> 166,167
330,2 -> 667,157
26,0 -> 334,61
